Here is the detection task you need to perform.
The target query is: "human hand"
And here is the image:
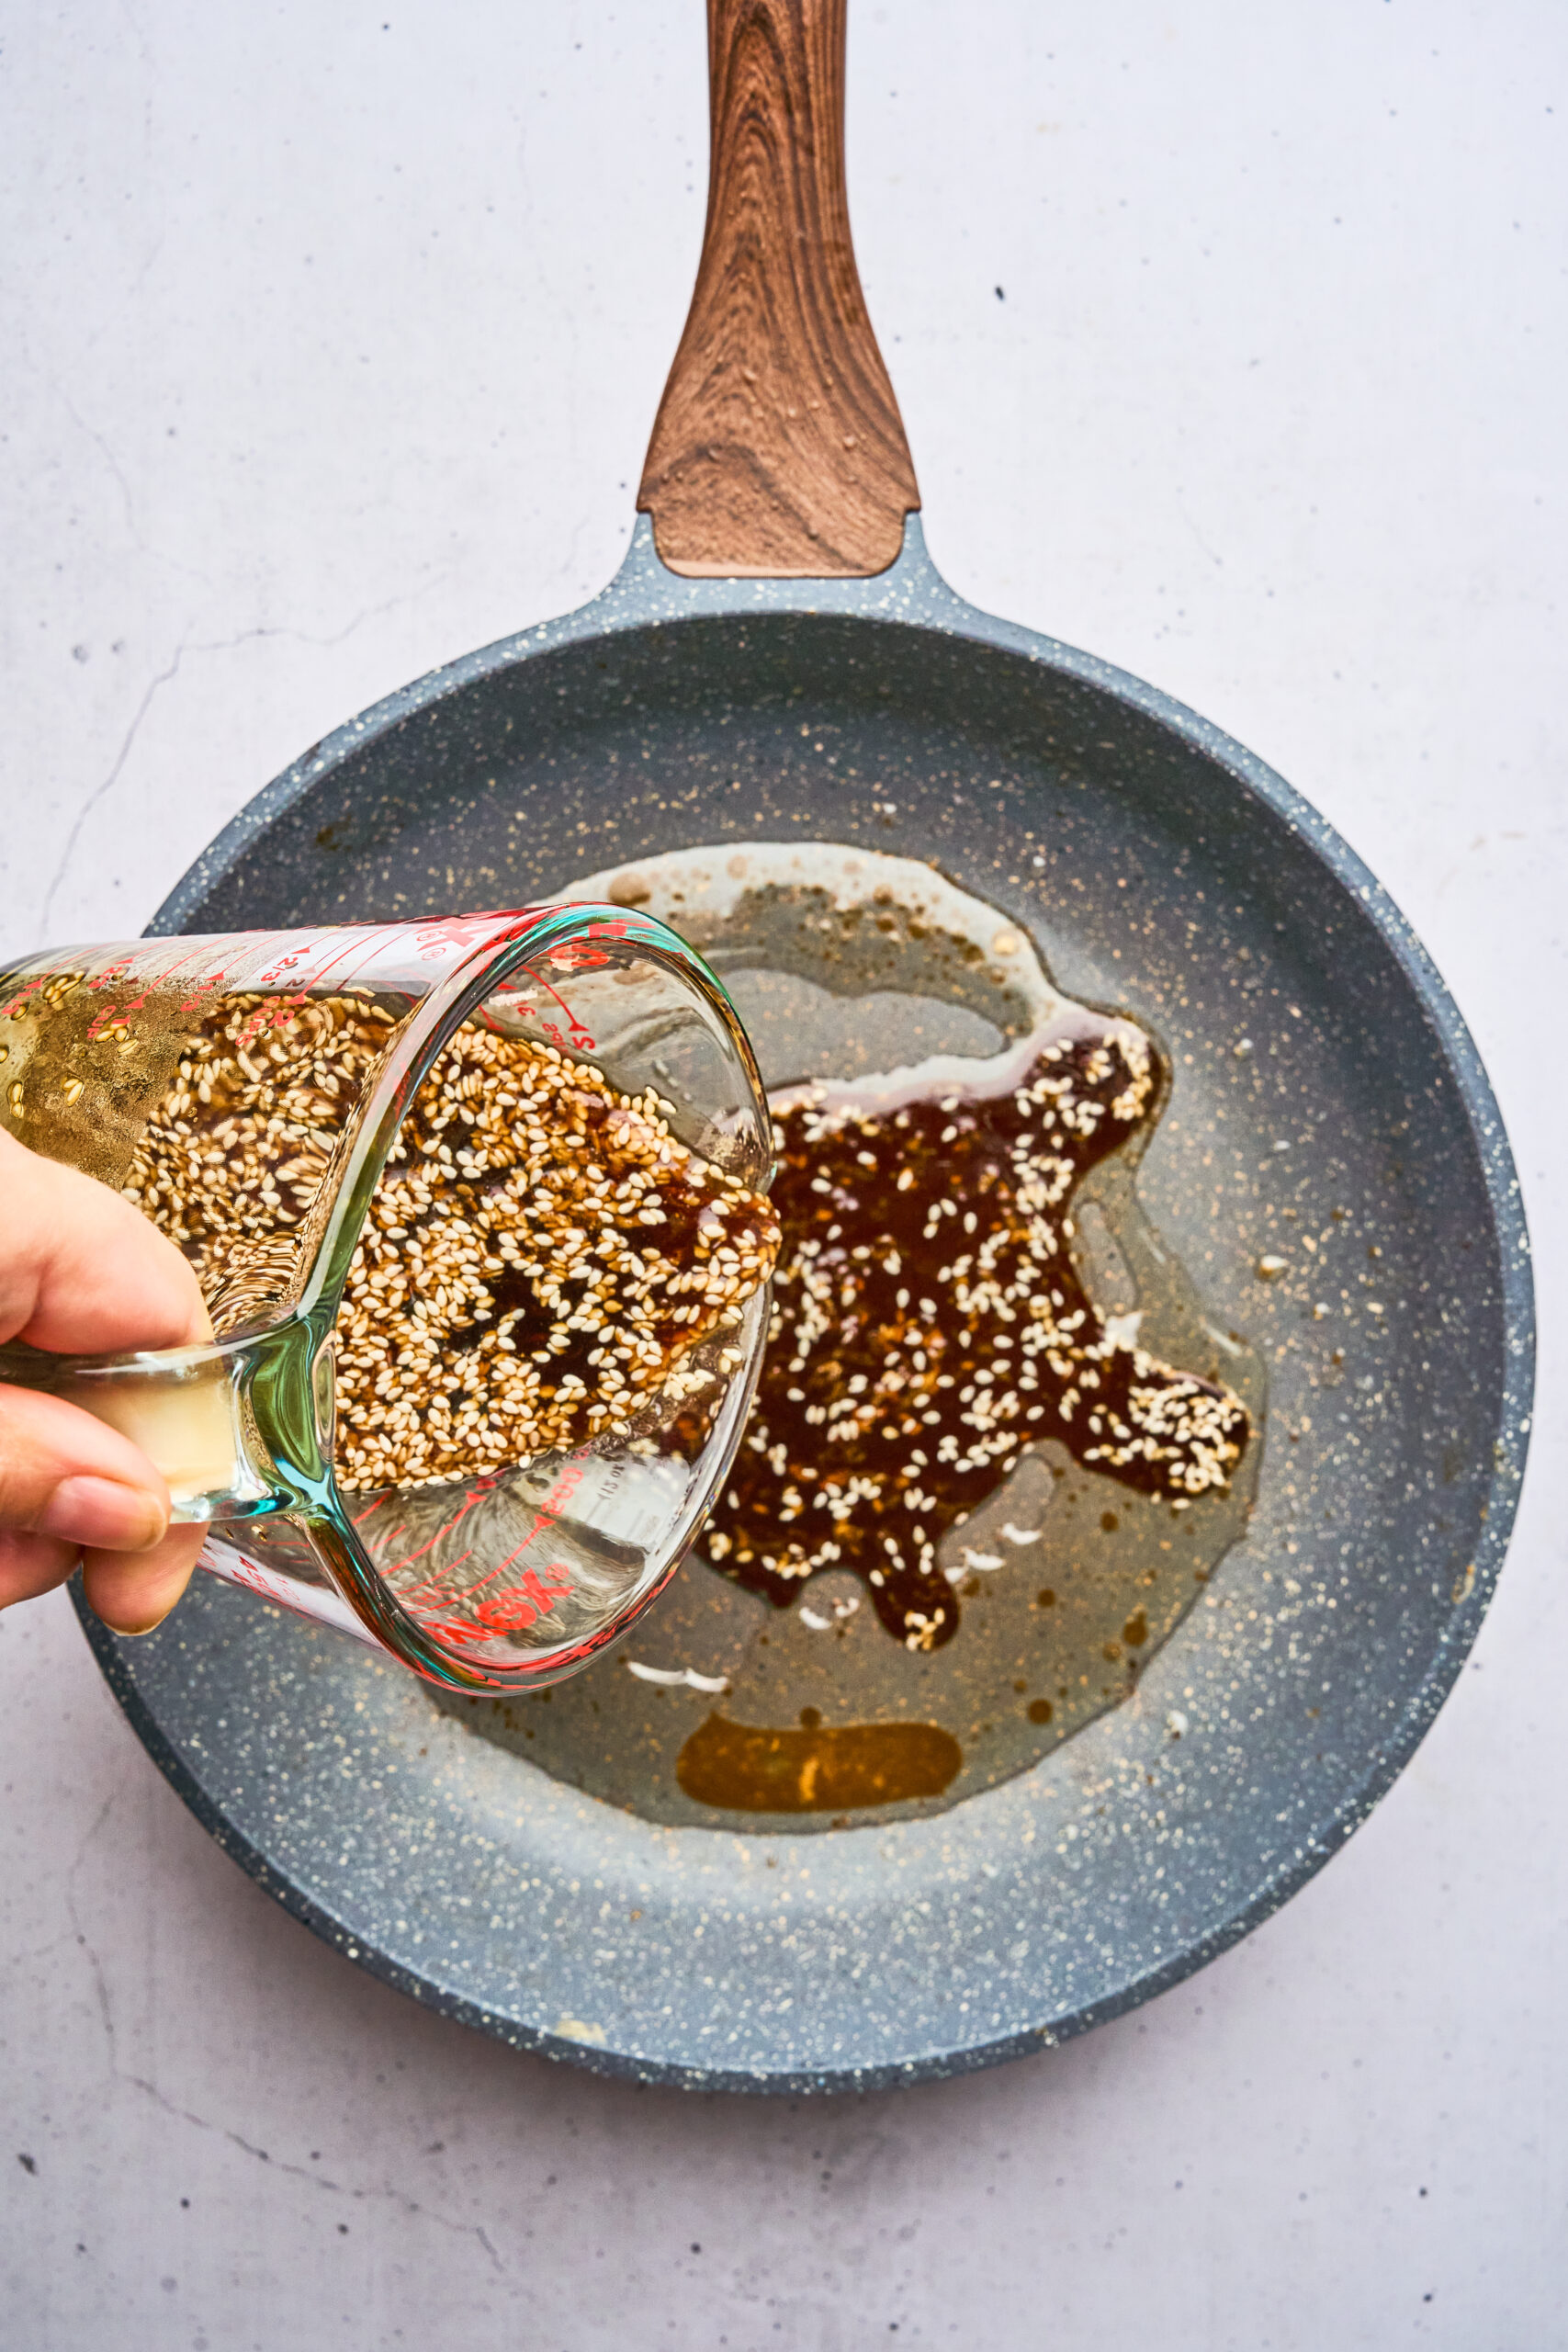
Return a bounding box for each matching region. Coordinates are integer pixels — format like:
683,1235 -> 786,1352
0,1126 -> 211,1634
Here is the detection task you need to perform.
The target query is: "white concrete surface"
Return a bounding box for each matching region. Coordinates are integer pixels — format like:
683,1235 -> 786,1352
2,3 -> 1564,2345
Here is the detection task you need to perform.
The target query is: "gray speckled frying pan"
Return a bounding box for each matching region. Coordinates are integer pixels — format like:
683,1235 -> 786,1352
75,0 -> 1532,2091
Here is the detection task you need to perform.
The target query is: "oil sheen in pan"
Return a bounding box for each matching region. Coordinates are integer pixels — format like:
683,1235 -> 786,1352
434,845 -> 1264,1830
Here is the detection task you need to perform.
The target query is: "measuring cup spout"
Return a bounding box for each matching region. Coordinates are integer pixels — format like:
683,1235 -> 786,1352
0,1316 -> 327,1527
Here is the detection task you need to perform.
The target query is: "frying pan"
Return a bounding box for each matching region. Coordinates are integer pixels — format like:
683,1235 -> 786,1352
75,0 -> 1533,2090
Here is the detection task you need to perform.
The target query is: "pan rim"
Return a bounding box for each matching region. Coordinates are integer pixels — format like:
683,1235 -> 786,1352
96,516 -> 1533,2092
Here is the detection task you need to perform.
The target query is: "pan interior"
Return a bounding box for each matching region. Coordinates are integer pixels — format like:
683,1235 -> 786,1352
109,586 -> 1525,2085
181,602 -> 1504,1834
432,842 -> 1263,1830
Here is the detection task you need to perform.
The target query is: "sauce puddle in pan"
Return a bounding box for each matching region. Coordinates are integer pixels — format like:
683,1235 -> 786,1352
434,846 -> 1263,1829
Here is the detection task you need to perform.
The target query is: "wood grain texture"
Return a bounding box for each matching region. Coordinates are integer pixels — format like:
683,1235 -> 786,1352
638,0 -> 919,578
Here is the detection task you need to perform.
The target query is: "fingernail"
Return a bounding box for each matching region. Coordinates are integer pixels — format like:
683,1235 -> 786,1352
39,1476 -> 167,1552
96,1607 -> 174,1638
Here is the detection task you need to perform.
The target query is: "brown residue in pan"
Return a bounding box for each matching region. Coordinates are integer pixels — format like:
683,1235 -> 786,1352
675,1711 -> 962,1813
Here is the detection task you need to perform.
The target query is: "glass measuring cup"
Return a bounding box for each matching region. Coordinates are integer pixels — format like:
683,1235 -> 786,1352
0,908 -> 776,1691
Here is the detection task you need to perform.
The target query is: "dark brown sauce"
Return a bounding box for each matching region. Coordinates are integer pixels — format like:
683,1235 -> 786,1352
676,1713 -> 962,1813
434,849 -> 1267,1831
704,1017 -> 1250,1652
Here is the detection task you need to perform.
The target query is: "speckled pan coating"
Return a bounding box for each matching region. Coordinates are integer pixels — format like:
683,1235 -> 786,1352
74,516 -> 1534,2092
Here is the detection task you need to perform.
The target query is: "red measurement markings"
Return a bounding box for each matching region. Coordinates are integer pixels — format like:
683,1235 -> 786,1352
233,991 -> 310,1052
424,1563 -> 576,1647
228,927 -> 378,1049
569,921 -> 634,953
238,943 -> 318,1050
81,958 -> 137,1036
406,910 -> 564,966
479,994 -> 536,1035
5,949 -> 199,1038
473,921 -> 640,1039
85,957 -> 134,984
412,915 -> 507,962
72,941 -> 221,1036
387,1461 -> 585,1640
218,1555 -> 312,1612
0,973 -> 56,1023
113,939 -> 220,1024
530,966 -> 596,1051
368,1468 -> 516,1588
481,1459 -> 585,1587
233,922 -> 414,1046
396,1461 -> 586,1605
174,971 -> 241,1017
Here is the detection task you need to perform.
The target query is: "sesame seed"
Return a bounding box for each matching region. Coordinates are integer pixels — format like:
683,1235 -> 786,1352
705,1017 -> 1249,1652
124,996 -> 780,1495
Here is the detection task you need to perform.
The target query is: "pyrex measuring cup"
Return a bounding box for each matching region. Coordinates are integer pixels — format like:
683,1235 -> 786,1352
0,908 -> 776,1690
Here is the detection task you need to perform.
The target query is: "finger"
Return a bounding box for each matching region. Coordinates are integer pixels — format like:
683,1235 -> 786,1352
0,1385 -> 172,1545
0,1127 -> 210,1355
0,1134 -> 215,1637
81,1522 -> 207,1636
0,1528 -> 82,1611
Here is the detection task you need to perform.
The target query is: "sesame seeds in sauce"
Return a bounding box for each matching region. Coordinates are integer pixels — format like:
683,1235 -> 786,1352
123,992 -> 781,1490
704,1014 -> 1250,1652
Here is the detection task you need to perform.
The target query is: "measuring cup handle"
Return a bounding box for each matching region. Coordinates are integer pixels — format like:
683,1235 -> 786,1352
637,0 -> 919,578
0,1318 -> 328,1526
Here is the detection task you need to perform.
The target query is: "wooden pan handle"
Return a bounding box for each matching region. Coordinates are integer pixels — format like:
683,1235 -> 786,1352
637,0 -> 919,578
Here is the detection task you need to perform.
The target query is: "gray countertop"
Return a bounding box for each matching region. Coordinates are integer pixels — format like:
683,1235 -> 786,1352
2,4 -> 1563,2345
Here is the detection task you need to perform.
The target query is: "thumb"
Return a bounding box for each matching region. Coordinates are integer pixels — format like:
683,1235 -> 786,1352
0,1385 -> 173,1552
0,1127 -> 214,1634
0,1385 -> 208,1633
